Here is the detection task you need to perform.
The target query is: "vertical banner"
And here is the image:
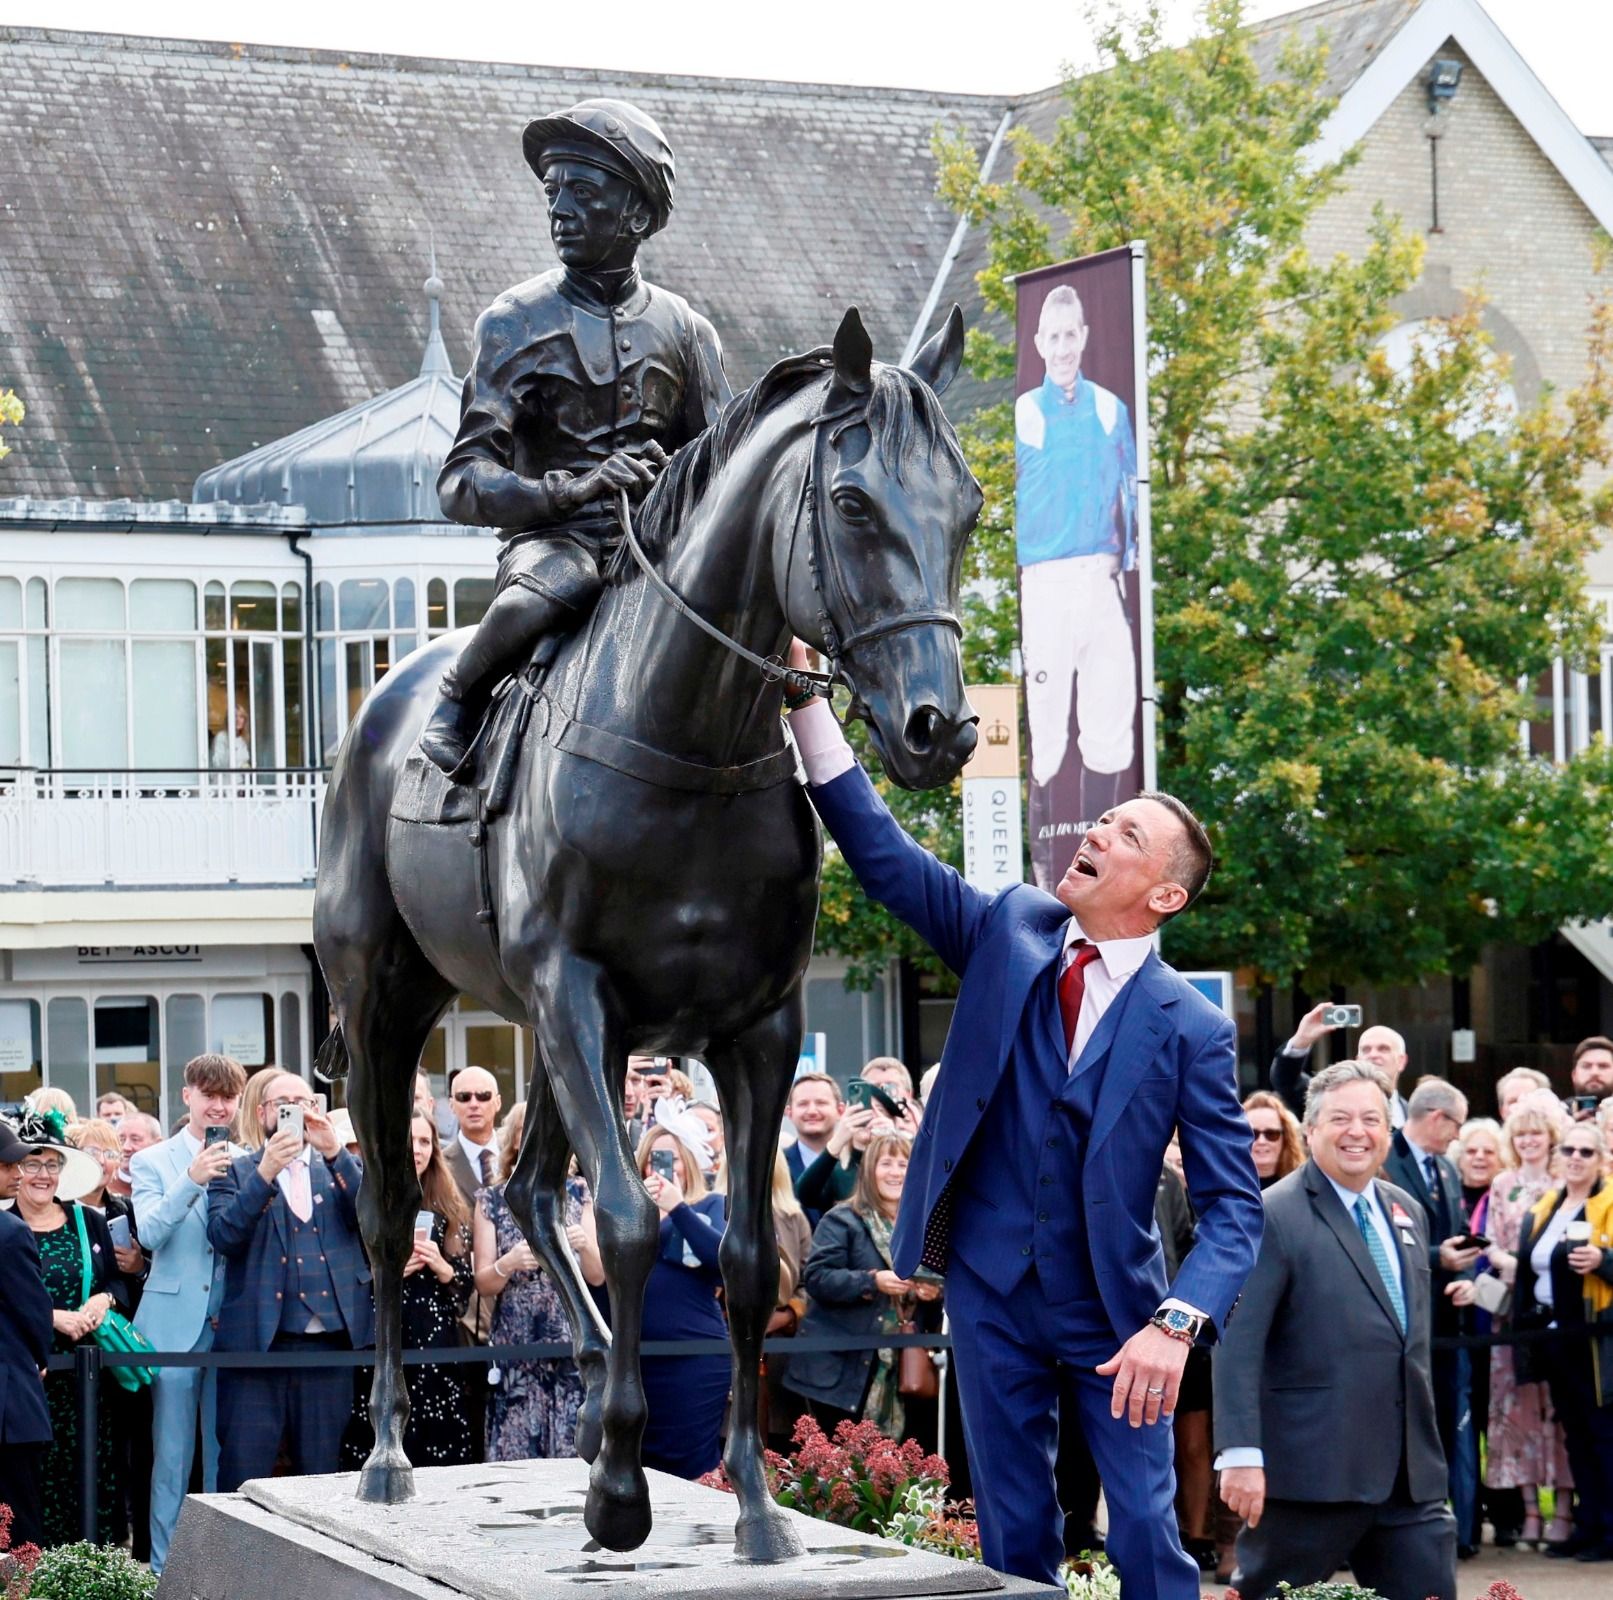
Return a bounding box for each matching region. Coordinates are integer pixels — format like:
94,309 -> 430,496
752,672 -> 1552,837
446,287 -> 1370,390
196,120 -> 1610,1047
1013,243 -> 1153,891
960,683 -> 1024,892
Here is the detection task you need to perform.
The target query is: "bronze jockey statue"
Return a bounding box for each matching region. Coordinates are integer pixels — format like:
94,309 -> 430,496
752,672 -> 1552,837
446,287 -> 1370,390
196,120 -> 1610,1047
421,99 -> 731,774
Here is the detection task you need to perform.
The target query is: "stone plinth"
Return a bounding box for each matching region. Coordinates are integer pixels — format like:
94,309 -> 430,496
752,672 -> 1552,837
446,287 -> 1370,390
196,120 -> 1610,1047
156,1461 -> 1059,1599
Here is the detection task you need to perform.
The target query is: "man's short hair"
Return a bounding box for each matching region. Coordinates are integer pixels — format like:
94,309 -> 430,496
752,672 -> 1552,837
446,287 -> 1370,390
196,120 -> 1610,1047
184,1053 -> 247,1097
1304,1060 -> 1395,1127
127,1113 -> 164,1142
788,1072 -> 841,1102
1039,283 -> 1086,330
861,1057 -> 914,1097
1134,790 -> 1213,915
1573,1036 -> 1613,1065
1406,1076 -> 1467,1123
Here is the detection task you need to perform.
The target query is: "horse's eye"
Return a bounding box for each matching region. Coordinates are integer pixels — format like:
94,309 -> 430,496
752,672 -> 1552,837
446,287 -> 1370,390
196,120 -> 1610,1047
832,489 -> 873,524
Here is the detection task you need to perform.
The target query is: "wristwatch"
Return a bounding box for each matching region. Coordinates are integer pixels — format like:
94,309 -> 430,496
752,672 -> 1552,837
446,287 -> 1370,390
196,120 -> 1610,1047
1149,1307 -> 1206,1344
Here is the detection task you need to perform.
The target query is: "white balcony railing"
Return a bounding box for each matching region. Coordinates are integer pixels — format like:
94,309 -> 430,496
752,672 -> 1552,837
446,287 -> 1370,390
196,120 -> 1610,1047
0,769 -> 326,889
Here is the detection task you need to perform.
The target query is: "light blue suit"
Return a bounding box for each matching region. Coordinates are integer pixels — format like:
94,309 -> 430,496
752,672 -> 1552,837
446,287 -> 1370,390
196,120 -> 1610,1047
131,1130 -> 231,1573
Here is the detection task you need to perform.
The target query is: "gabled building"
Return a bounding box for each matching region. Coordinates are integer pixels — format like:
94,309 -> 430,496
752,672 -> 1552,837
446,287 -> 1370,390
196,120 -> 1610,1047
1,0 -> 1608,1116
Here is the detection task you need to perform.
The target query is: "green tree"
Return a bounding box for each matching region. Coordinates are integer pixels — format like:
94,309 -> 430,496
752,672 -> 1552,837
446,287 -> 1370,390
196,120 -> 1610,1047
0,388 -> 22,462
816,0 -> 1613,990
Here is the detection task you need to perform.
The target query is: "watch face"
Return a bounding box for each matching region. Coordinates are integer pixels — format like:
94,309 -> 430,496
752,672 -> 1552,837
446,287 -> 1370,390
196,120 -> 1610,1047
1162,1310 -> 1194,1332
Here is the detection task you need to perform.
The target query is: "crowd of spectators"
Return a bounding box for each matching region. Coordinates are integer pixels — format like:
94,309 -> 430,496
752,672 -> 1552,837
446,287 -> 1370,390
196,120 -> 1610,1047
5,1028 -> 1613,1585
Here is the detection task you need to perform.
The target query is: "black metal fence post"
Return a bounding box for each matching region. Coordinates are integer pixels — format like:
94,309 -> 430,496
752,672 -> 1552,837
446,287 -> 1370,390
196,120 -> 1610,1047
75,1342 -> 101,1543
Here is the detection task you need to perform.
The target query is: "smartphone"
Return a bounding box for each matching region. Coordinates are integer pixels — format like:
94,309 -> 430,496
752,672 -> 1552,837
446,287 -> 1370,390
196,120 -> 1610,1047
414,1209 -> 435,1242
1456,1233 -> 1491,1251
649,1149 -> 677,1183
845,1080 -> 877,1112
313,1092 -> 328,1116
277,1103 -> 305,1145
204,1125 -> 230,1148
107,1213 -> 133,1252
1570,1094 -> 1601,1115
1321,1004 -> 1363,1028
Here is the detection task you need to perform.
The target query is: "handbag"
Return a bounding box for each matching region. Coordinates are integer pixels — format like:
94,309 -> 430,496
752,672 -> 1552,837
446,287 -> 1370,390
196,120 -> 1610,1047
897,1316 -> 938,1400
72,1204 -> 157,1391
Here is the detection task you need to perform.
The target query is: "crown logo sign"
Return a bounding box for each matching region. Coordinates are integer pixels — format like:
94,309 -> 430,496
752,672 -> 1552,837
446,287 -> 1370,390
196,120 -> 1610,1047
984,718 -> 1011,747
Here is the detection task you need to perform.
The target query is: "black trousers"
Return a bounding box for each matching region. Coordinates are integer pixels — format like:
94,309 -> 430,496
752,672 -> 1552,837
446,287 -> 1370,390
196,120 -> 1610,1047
1547,1330 -> 1613,1544
0,1439 -> 47,1549
1232,1489 -> 1456,1600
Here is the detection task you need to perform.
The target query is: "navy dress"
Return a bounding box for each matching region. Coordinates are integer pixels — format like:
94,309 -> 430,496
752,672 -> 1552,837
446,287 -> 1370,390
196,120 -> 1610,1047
639,1193 -> 728,1478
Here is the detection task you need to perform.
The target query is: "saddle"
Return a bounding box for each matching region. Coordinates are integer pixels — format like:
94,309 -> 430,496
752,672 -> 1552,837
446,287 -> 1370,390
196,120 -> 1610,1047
391,669 -> 534,831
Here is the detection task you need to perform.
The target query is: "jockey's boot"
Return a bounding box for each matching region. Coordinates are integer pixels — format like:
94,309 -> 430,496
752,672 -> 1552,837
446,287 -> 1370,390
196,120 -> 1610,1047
419,585 -> 560,776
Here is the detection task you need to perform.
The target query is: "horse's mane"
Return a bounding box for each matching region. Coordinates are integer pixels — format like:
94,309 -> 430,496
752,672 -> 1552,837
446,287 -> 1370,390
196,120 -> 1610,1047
607,347 -> 966,583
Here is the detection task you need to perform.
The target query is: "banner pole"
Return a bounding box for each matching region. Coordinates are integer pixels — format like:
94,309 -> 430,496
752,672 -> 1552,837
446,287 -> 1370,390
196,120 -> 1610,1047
1130,238 -> 1158,795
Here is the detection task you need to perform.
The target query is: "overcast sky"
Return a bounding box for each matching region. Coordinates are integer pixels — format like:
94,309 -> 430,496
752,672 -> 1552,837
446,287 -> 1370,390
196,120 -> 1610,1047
5,0 -> 1608,132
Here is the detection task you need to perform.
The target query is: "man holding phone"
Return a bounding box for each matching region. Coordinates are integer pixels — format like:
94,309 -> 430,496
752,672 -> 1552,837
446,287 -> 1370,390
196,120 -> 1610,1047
1269,1009 -> 1409,1129
130,1053 -> 246,1574
207,1071 -> 372,1492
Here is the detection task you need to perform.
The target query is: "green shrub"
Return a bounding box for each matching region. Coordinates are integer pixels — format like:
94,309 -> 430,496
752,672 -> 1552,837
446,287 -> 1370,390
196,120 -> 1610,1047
24,1543 -> 156,1600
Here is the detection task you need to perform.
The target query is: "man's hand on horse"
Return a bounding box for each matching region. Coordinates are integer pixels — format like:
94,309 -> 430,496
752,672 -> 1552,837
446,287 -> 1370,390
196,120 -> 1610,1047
572,445 -> 667,509
1096,1321 -> 1190,1428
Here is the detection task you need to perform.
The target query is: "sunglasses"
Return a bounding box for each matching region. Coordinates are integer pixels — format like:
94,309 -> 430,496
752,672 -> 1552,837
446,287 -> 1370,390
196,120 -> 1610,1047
1560,1145 -> 1600,1158
1250,1129 -> 1284,1143
453,1090 -> 495,1104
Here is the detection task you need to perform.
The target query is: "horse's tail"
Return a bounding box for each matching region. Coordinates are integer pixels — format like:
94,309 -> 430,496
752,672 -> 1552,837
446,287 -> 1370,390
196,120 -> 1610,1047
314,1023 -> 350,1084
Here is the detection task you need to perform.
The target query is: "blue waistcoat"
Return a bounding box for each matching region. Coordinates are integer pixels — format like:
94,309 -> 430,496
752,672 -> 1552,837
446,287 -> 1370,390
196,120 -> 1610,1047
278,1203 -> 346,1336
951,958 -> 1139,1323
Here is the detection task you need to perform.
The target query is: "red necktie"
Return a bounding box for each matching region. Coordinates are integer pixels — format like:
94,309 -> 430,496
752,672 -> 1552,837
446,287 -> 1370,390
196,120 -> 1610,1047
1058,941 -> 1103,1057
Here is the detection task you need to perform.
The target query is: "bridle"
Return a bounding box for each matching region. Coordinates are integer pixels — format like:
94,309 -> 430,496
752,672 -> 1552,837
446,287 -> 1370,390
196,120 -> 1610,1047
613,391 -> 962,707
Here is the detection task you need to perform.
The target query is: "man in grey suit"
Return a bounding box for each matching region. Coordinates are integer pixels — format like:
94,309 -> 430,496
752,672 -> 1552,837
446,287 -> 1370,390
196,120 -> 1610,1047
1214,1061 -> 1457,1600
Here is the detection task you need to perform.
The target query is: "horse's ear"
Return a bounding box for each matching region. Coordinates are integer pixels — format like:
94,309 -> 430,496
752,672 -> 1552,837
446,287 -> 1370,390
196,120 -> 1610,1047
831,306 -> 873,397
909,304 -> 965,396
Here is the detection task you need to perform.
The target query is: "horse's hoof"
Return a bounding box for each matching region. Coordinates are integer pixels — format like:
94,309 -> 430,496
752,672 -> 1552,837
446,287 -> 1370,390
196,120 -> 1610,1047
356,1458 -> 416,1506
585,1473 -> 653,1552
734,1508 -> 805,1564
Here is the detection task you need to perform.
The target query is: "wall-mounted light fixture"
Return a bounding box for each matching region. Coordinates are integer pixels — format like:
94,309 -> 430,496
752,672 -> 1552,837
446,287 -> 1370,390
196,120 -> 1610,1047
1426,57 -> 1464,114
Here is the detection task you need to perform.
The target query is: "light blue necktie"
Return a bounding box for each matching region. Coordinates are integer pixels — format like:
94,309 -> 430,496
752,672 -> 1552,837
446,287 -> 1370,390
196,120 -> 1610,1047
1355,1195 -> 1406,1333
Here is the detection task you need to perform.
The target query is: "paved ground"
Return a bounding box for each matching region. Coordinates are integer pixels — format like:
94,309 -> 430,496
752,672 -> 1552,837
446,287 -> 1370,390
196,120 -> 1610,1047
1205,1546 -> 1612,1598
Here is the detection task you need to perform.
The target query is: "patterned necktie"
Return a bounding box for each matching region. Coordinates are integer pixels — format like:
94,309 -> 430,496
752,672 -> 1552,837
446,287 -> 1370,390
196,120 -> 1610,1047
1355,1195 -> 1406,1333
1423,1155 -> 1444,1212
1058,941 -> 1103,1058
479,1147 -> 495,1187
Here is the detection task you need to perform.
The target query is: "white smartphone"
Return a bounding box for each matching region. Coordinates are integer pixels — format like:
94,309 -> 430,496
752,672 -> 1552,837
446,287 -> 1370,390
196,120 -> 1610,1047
108,1213 -> 133,1252
277,1103 -> 305,1145
414,1209 -> 435,1242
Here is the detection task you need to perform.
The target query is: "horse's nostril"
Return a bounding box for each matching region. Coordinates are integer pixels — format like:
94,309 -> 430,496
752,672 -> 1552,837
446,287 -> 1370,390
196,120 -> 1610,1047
905,705 -> 941,755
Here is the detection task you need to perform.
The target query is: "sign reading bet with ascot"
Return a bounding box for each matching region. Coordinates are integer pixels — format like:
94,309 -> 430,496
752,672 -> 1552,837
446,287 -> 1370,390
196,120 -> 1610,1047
960,683 -> 1024,892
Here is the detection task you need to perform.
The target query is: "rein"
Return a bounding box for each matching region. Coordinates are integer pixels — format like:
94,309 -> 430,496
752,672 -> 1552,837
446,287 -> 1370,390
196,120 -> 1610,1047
612,398 -> 962,708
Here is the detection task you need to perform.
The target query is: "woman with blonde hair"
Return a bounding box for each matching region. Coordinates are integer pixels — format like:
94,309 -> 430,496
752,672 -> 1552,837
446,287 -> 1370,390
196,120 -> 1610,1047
632,1118 -> 729,1477
234,1066 -> 282,1151
785,1132 -> 940,1440
1482,1092 -> 1574,1547
24,1086 -> 80,1128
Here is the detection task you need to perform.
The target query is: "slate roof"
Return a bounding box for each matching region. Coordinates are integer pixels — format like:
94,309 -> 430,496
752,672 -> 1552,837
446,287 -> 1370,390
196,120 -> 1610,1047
0,27 -> 1001,502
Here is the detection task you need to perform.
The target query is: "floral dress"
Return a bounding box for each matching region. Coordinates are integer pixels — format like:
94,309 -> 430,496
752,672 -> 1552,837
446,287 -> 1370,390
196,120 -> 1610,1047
36,1214 -> 124,1547
341,1215 -> 477,1469
1485,1168 -> 1574,1490
480,1177 -> 588,1461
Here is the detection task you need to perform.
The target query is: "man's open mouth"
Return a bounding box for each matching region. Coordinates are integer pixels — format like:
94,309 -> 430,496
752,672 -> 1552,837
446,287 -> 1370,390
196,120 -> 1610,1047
1073,852 -> 1098,878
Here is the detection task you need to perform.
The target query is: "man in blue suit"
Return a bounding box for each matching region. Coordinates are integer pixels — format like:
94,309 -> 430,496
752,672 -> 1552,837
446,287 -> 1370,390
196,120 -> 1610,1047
131,1052 -> 246,1574
787,685 -> 1262,1596
0,1119 -> 55,1550
208,1071 -> 373,1491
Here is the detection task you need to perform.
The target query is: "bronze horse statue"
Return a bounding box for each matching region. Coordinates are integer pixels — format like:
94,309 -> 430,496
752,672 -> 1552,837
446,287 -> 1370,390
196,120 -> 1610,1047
312,305 -> 981,1563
